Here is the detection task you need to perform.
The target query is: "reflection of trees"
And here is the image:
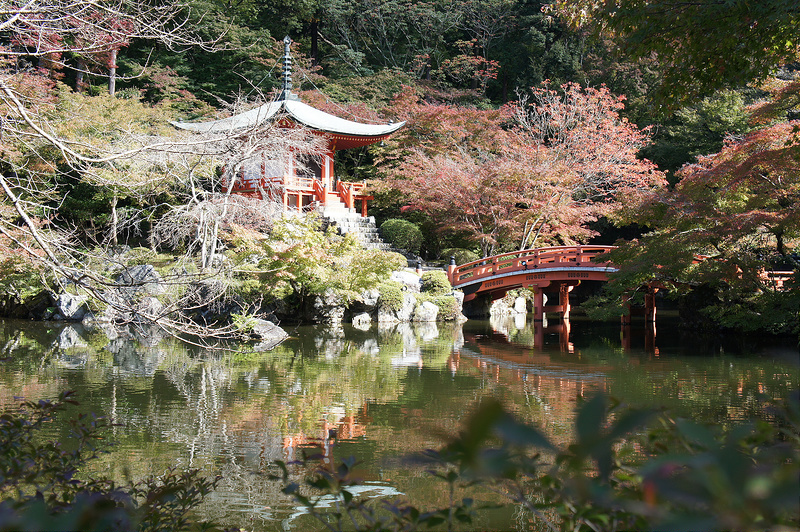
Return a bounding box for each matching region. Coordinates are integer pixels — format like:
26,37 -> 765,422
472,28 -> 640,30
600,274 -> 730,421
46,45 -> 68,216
93,322 -> 467,470
0,319 -> 797,529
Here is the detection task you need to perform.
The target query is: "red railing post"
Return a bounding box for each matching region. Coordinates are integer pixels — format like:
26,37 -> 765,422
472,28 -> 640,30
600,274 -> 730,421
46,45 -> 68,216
447,257 -> 457,284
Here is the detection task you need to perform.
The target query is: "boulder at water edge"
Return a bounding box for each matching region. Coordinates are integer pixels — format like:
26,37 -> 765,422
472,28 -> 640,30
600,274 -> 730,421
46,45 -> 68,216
251,319 -> 289,351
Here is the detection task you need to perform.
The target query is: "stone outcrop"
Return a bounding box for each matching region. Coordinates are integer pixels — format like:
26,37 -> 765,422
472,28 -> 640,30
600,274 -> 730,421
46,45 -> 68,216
490,295 -> 530,317
351,312 -> 372,330
115,265 -> 166,296
412,301 -> 439,322
53,293 -> 88,321
377,292 -> 416,323
307,289 -> 346,325
251,319 -> 288,351
391,270 -> 422,293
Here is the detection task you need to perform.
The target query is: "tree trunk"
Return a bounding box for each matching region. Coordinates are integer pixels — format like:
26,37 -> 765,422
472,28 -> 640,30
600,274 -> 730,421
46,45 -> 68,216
76,58 -> 87,92
108,48 -> 117,96
309,19 -> 319,66
110,193 -> 119,247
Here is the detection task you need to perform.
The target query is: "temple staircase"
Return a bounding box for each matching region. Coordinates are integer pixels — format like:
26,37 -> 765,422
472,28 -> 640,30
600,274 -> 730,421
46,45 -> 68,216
320,199 -> 390,251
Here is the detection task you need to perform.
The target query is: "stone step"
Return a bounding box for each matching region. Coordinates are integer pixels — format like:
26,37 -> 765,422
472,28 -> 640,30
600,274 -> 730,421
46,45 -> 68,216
321,212 -> 391,251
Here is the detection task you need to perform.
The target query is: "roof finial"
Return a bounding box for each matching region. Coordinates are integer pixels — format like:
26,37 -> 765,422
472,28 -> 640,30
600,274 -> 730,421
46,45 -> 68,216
280,36 -> 298,101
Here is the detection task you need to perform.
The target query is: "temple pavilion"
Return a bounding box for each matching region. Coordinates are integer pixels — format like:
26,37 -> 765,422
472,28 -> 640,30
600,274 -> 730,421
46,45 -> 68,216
173,37 -> 404,217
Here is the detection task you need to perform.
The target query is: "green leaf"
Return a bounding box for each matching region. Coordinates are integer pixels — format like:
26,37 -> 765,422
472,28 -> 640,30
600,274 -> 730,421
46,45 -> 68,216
342,489 -> 353,504
675,419 -> 717,448
576,394 -> 607,447
609,408 -> 654,440
495,416 -> 554,450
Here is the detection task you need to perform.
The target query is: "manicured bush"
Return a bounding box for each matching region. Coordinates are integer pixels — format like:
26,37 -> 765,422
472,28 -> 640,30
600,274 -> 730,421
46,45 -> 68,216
421,270 -> 452,296
377,281 -> 404,311
380,219 -> 423,255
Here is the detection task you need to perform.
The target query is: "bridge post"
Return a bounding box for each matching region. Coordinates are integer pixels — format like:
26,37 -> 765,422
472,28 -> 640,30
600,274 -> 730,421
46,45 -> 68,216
644,288 -> 658,322
621,323 -> 631,350
533,288 -> 545,322
447,257 -> 457,285
621,293 -> 631,325
645,322 -> 657,353
559,283 -> 576,320
534,320 -> 544,348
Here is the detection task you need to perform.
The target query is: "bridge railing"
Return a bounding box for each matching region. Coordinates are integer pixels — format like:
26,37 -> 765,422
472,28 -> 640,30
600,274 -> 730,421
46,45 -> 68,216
761,271 -> 794,290
449,245 -> 616,286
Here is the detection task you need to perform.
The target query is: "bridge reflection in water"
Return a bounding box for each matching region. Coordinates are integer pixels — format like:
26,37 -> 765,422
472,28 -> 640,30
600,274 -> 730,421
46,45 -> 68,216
486,314 -> 658,355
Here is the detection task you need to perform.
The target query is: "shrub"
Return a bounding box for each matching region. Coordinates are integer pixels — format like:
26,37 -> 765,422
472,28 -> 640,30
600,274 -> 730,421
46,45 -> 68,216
421,270 -> 452,296
337,250 -> 407,294
440,247 -> 480,265
279,393 -> 800,532
377,281 -> 404,312
380,219 -> 423,255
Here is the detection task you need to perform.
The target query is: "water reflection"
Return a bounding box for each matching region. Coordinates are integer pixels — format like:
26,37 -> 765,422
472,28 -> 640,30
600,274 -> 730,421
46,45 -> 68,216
0,317 -> 797,531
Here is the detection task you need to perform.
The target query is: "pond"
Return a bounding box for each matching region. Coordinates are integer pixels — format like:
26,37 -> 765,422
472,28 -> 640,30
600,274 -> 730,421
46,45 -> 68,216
0,315 -> 797,531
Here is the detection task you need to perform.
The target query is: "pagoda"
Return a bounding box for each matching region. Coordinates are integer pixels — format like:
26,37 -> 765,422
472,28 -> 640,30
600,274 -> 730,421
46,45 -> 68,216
173,36 -> 404,216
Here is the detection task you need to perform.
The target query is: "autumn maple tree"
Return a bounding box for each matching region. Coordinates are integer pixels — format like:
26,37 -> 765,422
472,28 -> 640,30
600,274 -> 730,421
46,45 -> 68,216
599,83 -> 800,332
509,83 -> 663,249
378,83 -> 664,256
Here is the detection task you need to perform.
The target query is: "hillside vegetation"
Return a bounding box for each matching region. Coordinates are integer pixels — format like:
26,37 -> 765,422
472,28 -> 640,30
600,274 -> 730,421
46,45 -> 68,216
0,0 -> 797,334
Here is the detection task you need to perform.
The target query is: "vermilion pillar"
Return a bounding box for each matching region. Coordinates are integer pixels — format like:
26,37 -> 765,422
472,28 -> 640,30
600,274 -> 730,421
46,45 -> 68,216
533,288 -> 545,322
559,283 -> 576,320
644,288 -> 658,322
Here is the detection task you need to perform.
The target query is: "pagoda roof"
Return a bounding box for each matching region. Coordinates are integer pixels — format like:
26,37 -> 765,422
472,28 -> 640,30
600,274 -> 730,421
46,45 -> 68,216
172,98 -> 404,139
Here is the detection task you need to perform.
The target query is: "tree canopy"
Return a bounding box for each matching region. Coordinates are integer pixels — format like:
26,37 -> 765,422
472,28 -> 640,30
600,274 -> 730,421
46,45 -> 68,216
547,0 -> 800,108
1,0 -> 798,333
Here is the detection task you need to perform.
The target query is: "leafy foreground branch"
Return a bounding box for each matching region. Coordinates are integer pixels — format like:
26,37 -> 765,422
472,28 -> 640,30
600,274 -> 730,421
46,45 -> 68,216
275,393 -> 800,532
0,391 -> 222,532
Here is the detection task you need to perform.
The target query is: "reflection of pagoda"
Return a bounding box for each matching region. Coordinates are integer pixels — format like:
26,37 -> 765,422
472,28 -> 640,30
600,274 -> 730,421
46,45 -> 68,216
174,36 -> 404,217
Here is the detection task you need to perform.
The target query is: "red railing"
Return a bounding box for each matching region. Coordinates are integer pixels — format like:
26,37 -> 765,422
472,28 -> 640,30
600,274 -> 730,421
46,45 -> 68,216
311,179 -> 327,205
761,271 -> 794,290
282,176 -> 315,191
448,245 -> 616,287
448,246 -> 796,291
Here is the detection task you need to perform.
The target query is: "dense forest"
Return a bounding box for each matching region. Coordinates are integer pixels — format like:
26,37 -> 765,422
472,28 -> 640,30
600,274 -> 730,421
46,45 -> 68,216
0,0 -> 798,334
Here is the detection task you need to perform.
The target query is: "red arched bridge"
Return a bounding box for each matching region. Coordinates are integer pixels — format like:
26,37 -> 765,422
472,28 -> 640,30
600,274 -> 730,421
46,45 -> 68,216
446,245 -> 794,323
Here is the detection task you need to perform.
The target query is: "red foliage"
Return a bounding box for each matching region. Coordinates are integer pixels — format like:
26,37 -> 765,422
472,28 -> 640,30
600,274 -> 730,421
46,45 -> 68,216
378,83 -> 664,256
669,121 -> 800,255
9,6 -> 134,79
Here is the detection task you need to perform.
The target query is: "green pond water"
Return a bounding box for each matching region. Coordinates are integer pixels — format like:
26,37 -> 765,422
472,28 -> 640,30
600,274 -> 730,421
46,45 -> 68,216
0,316 -> 797,531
